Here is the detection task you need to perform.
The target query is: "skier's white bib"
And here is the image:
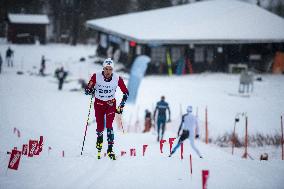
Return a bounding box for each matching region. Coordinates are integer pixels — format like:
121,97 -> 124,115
94,72 -> 119,101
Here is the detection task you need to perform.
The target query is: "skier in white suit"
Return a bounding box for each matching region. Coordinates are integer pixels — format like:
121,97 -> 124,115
169,105 -> 202,158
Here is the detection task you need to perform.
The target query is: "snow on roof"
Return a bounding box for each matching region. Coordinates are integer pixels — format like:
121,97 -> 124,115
8,13 -> 49,25
86,0 -> 284,44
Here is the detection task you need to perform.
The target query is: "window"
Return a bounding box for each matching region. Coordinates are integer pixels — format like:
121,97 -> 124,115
136,45 -> 142,55
206,48 -> 214,63
194,47 -> 204,63
151,47 -> 166,63
171,47 -> 184,62
120,41 -> 129,53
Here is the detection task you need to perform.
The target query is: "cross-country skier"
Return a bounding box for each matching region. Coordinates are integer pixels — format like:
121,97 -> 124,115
55,67 -> 68,90
85,58 -> 129,160
154,96 -> 171,141
169,105 -> 202,158
39,55 -> 46,76
6,46 -> 14,67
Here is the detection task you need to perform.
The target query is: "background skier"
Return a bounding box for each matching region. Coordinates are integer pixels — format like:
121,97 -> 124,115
169,105 -> 202,158
153,96 -> 171,141
85,58 -> 129,160
55,66 -> 68,90
39,55 -> 46,76
6,46 -> 14,67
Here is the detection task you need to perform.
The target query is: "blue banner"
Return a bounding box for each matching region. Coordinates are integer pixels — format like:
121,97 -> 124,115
127,55 -> 151,104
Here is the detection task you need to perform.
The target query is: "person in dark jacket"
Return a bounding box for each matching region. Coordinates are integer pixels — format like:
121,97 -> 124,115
154,96 -> 171,141
6,47 -> 14,67
39,55 -> 46,76
55,67 -> 68,90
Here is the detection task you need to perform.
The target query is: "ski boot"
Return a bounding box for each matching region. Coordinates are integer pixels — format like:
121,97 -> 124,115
106,128 -> 116,160
97,150 -> 102,159
107,145 -> 116,160
96,134 -> 103,159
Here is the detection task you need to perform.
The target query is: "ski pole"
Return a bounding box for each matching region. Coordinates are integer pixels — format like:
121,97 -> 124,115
80,95 -> 94,155
120,115 -> 125,134
116,113 -> 125,134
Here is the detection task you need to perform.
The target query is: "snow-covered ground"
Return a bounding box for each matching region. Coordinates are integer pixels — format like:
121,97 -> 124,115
0,44 -> 284,189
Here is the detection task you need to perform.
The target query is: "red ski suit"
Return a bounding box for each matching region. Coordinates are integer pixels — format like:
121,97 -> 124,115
87,72 -> 128,133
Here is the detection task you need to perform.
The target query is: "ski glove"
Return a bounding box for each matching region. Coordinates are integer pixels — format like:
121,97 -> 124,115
119,93 -> 128,107
116,93 -> 128,114
116,106 -> 123,114
195,134 -> 199,139
85,87 -> 94,95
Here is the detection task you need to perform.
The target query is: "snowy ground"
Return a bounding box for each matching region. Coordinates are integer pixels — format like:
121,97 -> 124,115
0,44 -> 284,189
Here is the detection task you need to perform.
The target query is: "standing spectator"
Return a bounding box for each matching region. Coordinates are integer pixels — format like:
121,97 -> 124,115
6,47 -> 14,67
85,58 -> 129,160
0,53 -> 2,74
154,96 -> 171,141
169,105 -> 203,158
55,67 -> 68,90
39,55 -> 46,76
143,109 -> 152,133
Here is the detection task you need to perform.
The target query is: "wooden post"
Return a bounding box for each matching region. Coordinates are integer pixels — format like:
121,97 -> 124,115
190,154 -> 192,176
180,143 -> 184,160
205,106 -> 208,144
